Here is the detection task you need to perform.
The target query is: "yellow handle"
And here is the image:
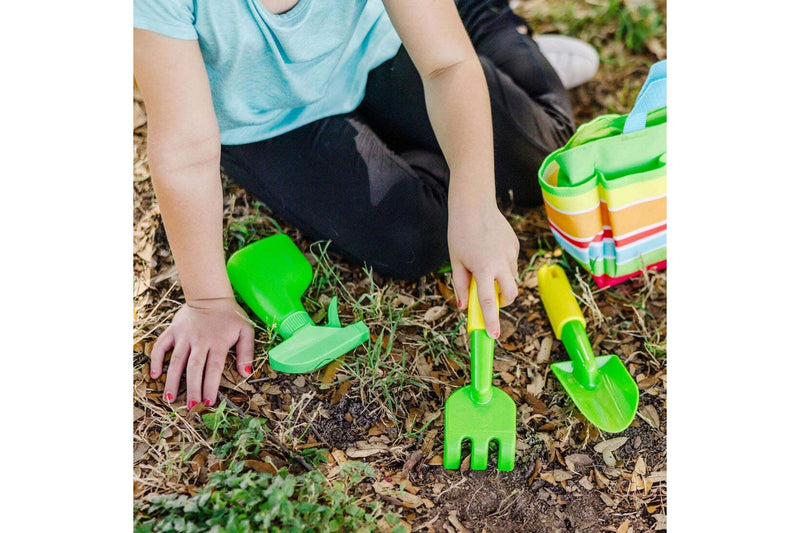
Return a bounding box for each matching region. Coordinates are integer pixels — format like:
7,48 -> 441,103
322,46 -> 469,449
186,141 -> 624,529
537,264 -> 586,339
466,278 -> 499,333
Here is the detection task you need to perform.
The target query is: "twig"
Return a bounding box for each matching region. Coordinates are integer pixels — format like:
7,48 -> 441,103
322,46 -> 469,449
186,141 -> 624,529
301,411 -> 330,447
217,391 -> 315,472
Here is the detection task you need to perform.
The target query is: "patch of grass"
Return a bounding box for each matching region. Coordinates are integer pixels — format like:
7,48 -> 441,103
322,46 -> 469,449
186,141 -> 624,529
604,0 -> 664,53
415,318 -> 466,371
223,197 -> 284,252
520,0 -> 664,54
134,460 -> 404,533
343,317 -> 416,423
201,402 -> 269,463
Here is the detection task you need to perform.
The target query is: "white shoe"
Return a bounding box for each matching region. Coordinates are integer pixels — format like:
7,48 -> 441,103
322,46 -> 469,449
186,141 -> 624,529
533,34 -> 600,89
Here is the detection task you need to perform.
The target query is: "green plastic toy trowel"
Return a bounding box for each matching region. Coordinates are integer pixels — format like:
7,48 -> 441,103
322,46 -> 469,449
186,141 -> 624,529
226,234 -> 369,374
538,264 -> 639,433
443,279 -> 516,471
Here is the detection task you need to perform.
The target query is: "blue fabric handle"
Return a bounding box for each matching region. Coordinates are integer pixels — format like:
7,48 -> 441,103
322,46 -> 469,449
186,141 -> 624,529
623,59 -> 666,134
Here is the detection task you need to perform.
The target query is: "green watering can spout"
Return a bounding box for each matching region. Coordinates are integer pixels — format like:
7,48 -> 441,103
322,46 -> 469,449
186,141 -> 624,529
226,234 -> 369,374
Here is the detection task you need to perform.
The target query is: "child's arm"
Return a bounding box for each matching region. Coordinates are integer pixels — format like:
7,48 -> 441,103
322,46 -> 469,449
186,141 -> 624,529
134,29 -> 254,408
382,0 -> 520,338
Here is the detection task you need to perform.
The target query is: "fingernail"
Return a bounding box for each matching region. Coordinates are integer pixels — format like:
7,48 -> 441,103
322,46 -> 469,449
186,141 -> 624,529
204,399 -> 212,407
150,370 -> 158,378
164,392 -> 173,402
245,365 -> 252,374
493,331 -> 500,339
457,299 -> 463,308
188,400 -> 198,410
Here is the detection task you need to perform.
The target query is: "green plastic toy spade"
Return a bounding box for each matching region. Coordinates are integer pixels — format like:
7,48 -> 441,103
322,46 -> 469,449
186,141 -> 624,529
537,264 -> 639,433
226,234 -> 369,374
443,279 -> 516,471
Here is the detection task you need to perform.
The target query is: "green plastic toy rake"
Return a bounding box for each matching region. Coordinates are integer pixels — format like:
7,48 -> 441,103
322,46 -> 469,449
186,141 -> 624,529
443,279 -> 516,471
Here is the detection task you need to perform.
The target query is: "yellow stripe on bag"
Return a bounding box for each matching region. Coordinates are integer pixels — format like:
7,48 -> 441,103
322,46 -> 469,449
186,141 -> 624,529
543,174 -> 666,214
601,173 -> 667,210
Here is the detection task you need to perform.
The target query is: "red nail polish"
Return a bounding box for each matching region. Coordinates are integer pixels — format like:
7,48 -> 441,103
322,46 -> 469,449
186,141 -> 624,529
150,370 -> 158,378
457,299 -> 463,308
493,331 -> 500,339
188,400 -> 198,410
204,399 -> 212,407
164,393 -> 173,402
245,365 -> 252,374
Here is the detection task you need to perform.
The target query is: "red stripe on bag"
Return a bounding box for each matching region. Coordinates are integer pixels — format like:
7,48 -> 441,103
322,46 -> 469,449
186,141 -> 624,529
592,260 -> 667,288
613,222 -> 667,247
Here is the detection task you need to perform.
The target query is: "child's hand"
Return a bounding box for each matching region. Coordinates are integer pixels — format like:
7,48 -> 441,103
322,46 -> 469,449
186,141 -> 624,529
149,297 -> 254,409
448,199 -> 519,338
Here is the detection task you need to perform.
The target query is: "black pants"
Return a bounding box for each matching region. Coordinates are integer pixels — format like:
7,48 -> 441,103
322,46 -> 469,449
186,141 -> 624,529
221,0 -> 574,279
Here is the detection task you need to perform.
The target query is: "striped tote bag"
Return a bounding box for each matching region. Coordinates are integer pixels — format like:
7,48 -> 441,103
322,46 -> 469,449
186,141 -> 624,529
538,60 -> 666,288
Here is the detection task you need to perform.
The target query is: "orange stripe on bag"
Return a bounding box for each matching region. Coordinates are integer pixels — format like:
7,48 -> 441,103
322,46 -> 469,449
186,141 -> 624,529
543,201 -> 607,241
606,196 -> 666,237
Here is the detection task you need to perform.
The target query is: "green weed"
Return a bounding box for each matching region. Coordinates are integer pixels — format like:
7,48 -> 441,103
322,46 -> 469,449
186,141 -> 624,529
604,0 -> 664,54
134,460 -> 404,533
201,402 -> 269,463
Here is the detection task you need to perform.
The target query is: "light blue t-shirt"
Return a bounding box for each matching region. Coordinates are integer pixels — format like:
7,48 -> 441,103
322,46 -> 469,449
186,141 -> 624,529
134,0 -> 402,145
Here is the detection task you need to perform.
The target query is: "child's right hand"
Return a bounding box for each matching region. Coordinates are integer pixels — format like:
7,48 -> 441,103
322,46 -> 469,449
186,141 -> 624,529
149,297 -> 254,409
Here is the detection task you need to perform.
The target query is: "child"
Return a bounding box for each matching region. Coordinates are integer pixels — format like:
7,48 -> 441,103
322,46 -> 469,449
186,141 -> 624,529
133,0 -> 598,409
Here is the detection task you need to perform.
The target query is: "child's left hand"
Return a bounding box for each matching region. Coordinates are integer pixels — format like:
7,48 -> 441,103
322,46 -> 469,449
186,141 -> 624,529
447,197 -> 519,339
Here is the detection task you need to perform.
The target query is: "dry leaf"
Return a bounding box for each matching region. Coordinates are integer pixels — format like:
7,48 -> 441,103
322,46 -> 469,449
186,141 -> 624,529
134,442 -> 149,463
602,450 -> 616,467
331,380 -> 351,404
634,456 -> 647,476
537,336 -> 553,364
372,481 -> 434,509
565,453 -> 593,472
526,369 -> 546,396
599,492 -> 618,508
639,404 -> 660,429
392,293 -> 416,307
540,469 -> 573,485
594,437 -> 628,454
498,318 -> 517,341
243,459 -> 278,474
220,366 -> 255,392
617,519 -> 630,533
346,446 -> 387,458
448,510 -> 468,532
594,468 -> 609,489
436,279 -> 456,306
319,358 -> 342,384
423,305 -> 448,323
264,384 -> 282,395
522,392 -> 548,415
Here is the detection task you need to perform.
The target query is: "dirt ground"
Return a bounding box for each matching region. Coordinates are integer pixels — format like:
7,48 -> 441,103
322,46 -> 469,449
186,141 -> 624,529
134,2 -> 667,531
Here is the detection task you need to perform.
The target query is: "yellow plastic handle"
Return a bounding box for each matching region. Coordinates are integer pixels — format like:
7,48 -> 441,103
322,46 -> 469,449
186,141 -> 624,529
537,264 -> 586,339
466,278 -> 500,333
